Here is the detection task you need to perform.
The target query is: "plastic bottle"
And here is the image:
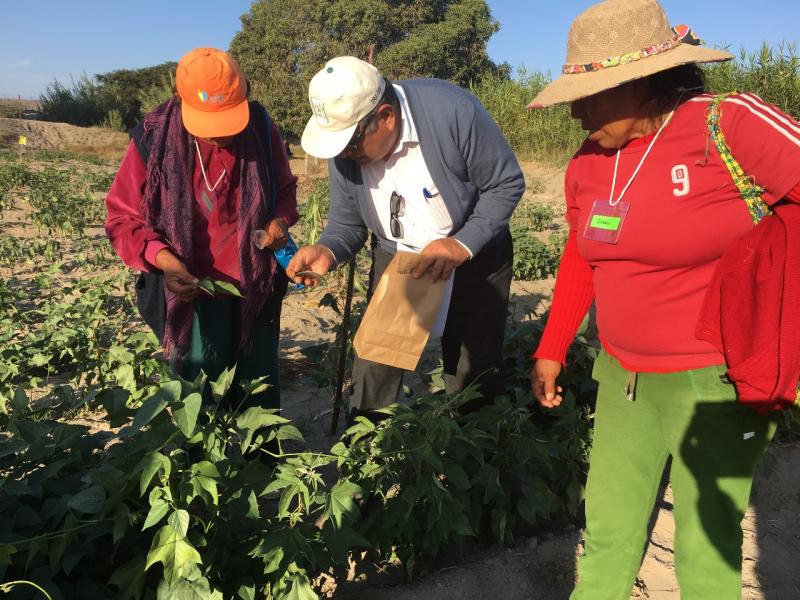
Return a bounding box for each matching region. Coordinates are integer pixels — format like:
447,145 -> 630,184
253,229 -> 304,290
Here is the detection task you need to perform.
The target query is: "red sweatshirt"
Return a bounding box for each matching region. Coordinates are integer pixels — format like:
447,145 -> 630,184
106,124 -> 299,285
535,93 -> 800,372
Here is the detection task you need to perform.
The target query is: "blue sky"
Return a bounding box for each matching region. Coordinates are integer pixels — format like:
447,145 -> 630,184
1,0 -> 798,98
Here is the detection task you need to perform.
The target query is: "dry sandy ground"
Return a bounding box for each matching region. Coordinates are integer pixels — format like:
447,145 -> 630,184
2,117 -> 799,599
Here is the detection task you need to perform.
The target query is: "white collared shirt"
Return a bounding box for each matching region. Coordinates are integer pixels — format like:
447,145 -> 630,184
360,84 -> 456,253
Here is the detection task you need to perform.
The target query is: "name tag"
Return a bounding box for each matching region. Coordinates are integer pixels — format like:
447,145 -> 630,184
584,200 -> 630,244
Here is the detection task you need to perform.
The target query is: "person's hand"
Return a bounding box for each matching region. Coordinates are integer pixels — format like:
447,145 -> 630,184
253,217 -> 289,250
155,249 -> 199,302
412,238 -> 471,282
531,358 -> 564,408
286,244 -> 335,287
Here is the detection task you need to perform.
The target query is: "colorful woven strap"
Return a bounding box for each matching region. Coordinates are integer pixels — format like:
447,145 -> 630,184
706,94 -> 771,225
562,25 -> 701,75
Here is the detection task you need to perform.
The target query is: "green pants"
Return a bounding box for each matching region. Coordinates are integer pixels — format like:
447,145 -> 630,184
572,351 -> 776,600
177,296 -> 280,411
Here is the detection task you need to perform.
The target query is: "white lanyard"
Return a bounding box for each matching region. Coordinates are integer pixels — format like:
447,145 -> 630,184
606,86 -> 704,206
194,139 -> 227,192
608,107 -> 677,207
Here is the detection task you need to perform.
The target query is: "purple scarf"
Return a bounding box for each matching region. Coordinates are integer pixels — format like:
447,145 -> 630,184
140,98 -> 279,360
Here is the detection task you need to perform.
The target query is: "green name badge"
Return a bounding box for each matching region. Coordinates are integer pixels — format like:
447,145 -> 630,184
589,214 -> 621,231
584,200 -> 630,245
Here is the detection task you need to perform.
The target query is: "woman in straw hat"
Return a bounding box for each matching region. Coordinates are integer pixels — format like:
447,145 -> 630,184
529,0 -> 800,597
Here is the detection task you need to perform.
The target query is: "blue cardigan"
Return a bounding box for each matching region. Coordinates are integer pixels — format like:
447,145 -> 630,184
318,78 -> 525,261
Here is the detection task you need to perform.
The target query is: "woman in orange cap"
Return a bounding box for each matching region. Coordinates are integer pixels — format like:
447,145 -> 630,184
528,0 -> 800,598
106,47 -> 298,409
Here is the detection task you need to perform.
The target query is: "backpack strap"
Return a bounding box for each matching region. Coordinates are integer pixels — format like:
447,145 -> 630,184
706,94 -> 771,225
129,121 -> 152,164
248,101 -> 279,216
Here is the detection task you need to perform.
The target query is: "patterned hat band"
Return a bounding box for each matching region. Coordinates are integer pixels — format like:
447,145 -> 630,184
562,25 -> 702,75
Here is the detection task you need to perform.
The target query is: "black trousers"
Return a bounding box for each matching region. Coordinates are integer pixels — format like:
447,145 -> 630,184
350,231 -> 513,414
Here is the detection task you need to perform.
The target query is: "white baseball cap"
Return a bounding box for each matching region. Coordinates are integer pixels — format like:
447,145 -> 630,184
301,56 -> 387,159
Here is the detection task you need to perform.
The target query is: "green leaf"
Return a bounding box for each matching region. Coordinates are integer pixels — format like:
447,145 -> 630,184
115,363 -> 137,392
174,392 -> 202,437
157,572 -> 215,600
143,500 -> 171,530
127,381 -> 181,434
209,366 -> 236,402
99,387 -> 133,428
145,523 -> 202,584
442,460 -> 471,490
276,424 -> 305,443
283,570 -> 318,600
109,556 -> 147,600
67,485 -> 106,514
138,451 -> 172,496
236,407 -> 289,452
324,480 -> 362,529
169,509 -> 191,538
211,279 -> 244,298
261,546 -> 284,574
237,585 -> 256,600
196,279 -> 216,296
11,385 -> 28,413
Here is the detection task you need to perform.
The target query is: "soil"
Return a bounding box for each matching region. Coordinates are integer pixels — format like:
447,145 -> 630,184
2,117 -> 798,599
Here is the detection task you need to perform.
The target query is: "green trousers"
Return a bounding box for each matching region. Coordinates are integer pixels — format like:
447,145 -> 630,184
177,296 -> 280,411
572,351 -> 776,600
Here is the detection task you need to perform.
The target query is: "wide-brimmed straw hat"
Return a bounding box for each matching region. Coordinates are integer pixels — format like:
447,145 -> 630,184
528,0 -> 733,108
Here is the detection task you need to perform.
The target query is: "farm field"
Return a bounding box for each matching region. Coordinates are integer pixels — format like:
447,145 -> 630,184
1,115 -> 798,600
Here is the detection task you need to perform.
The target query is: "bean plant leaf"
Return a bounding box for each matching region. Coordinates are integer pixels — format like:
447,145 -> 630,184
173,392 -> 202,437
212,279 -> 244,298
139,452 -> 172,496
67,485 -> 106,514
99,387 -> 133,427
143,500 -> 171,530
324,480 -> 363,529
237,585 -> 256,600
195,279 -> 216,296
145,522 -> 202,583
109,556 -> 147,600
169,509 -> 191,538
11,385 -> 28,413
209,366 -> 236,403
126,381 -> 181,435
157,572 -> 216,600
284,571 -> 318,600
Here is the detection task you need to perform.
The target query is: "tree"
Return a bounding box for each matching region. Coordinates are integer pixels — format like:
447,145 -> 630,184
229,0 -> 504,140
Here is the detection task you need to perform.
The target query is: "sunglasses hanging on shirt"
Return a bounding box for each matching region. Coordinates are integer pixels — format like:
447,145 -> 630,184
390,191 -> 404,238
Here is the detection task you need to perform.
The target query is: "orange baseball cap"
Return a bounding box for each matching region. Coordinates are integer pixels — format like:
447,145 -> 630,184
176,48 -> 249,138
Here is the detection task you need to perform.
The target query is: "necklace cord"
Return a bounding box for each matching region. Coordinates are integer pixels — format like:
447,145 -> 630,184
194,138 -> 227,192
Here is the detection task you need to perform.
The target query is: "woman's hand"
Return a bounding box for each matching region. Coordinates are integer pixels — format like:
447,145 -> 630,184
155,249 -> 199,302
531,358 -> 564,408
253,217 -> 289,250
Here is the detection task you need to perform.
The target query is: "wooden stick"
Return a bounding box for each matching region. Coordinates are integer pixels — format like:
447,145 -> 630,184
330,257 -> 356,435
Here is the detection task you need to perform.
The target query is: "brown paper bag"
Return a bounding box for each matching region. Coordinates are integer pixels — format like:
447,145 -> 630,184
353,251 -> 447,370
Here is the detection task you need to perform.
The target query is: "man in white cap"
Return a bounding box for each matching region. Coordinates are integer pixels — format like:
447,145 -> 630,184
288,56 -> 525,419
